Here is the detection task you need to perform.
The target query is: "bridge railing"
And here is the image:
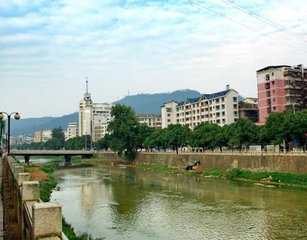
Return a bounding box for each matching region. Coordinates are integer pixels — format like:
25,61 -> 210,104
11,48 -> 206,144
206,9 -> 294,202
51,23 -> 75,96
3,155 -> 64,240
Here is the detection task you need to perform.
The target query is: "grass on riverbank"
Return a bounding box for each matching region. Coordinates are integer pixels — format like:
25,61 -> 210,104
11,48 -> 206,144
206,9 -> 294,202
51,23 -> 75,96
225,168 -> 307,188
136,162 -> 307,188
137,162 -> 176,174
136,163 -> 224,178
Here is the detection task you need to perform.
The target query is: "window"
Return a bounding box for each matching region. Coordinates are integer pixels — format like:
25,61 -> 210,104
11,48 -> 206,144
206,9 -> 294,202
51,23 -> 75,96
233,97 -> 237,102
265,74 -> 270,80
272,72 -> 274,76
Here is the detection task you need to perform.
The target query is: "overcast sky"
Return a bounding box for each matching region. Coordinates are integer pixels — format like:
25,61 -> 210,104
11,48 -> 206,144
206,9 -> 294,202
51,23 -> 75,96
1,0 -> 307,118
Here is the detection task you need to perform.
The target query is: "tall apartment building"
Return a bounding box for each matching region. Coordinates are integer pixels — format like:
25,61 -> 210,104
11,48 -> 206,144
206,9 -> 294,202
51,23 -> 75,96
79,81 -> 112,141
161,88 -> 239,129
161,101 -> 178,128
65,122 -> 78,140
137,114 -> 162,128
257,65 -> 307,124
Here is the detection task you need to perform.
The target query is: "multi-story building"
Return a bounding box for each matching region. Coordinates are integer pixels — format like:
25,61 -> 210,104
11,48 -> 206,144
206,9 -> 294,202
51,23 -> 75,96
11,135 -> 33,145
79,81 -> 112,141
161,88 -> 239,129
137,114 -> 162,128
239,97 -> 259,123
33,130 -> 52,143
257,64 -> 307,124
161,101 -> 178,128
65,122 -> 78,140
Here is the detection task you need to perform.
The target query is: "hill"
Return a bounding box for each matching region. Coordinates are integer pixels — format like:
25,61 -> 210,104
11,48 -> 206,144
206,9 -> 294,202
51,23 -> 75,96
114,89 -> 201,114
11,112 -> 78,136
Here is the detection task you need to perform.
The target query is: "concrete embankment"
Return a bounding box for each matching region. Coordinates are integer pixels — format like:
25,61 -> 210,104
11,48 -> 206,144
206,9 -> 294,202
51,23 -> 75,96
98,152 -> 307,174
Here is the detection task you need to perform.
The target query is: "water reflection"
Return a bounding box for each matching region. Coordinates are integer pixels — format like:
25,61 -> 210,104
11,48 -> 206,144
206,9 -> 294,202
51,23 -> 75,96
51,166 -> 307,240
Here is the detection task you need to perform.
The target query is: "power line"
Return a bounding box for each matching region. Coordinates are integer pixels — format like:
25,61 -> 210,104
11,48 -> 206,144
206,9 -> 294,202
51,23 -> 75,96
220,0 -> 307,43
187,0 -> 306,51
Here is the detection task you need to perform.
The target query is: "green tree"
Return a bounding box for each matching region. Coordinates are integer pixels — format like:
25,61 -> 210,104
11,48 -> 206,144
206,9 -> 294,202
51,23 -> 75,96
164,124 -> 190,154
144,128 -> 167,151
95,134 -> 112,150
65,135 -> 91,150
136,124 -> 155,150
45,127 -> 65,150
107,104 -> 139,160
190,123 -> 222,151
225,119 -> 258,150
264,111 -> 293,150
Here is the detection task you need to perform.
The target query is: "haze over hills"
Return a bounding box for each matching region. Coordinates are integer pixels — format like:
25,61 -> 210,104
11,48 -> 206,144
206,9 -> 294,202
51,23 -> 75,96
11,112 -> 79,136
10,89 -> 201,136
114,89 -> 201,114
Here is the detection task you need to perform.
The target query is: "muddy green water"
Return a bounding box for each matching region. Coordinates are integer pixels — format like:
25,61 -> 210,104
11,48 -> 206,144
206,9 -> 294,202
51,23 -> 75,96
51,166 -> 307,240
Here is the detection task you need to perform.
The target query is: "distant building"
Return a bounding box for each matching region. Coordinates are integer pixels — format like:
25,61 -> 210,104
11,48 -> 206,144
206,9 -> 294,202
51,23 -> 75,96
161,101 -> 178,128
257,64 -> 307,124
33,131 -> 43,143
137,114 -> 162,128
65,122 -> 78,140
11,135 -> 33,145
33,130 -> 52,143
239,97 -> 259,123
79,80 -> 112,141
161,88 -> 239,129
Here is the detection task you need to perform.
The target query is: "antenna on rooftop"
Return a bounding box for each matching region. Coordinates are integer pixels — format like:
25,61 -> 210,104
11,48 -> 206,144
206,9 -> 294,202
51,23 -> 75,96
86,77 -> 88,94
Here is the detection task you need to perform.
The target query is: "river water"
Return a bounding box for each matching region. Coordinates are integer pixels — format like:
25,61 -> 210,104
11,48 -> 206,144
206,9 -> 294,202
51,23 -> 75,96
51,166 -> 307,240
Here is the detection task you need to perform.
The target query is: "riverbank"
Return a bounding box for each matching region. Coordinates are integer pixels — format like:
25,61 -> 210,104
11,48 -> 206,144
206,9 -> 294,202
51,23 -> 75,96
24,162 -> 104,240
136,162 -> 307,189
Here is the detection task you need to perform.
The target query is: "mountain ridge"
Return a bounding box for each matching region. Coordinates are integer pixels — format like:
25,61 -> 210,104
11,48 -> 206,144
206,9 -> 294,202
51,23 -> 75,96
10,89 -> 202,136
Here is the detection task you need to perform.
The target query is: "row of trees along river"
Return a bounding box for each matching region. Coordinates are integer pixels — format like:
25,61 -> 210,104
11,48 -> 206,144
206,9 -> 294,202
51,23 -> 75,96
14,105 -> 307,160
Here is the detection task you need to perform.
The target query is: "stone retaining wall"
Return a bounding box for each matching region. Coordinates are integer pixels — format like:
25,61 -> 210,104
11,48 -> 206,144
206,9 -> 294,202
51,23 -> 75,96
98,152 -> 307,174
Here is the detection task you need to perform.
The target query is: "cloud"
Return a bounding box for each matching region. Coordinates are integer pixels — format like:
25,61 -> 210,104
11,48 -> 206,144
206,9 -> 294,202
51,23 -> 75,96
0,0 -> 307,117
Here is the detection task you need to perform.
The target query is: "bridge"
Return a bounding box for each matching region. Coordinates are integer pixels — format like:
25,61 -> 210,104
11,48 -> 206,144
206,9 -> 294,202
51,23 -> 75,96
10,150 -> 96,164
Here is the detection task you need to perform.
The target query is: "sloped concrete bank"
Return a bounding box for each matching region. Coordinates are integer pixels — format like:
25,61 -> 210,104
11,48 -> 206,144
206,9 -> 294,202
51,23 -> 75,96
98,152 -> 307,174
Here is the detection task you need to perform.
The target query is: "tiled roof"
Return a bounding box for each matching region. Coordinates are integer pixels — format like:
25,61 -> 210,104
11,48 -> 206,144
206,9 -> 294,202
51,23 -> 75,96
202,89 -> 231,100
177,89 -> 234,106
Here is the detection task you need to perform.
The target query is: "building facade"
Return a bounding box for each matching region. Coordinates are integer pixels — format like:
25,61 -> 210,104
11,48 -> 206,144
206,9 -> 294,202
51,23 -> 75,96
257,65 -> 307,124
161,101 -> 178,128
161,89 -> 239,129
239,97 -> 259,123
137,114 -> 162,128
33,130 -> 52,143
65,122 -> 78,140
79,81 -> 112,141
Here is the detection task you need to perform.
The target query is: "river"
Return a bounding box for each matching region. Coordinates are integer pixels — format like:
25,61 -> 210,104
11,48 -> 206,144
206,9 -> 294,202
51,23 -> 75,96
51,165 -> 307,240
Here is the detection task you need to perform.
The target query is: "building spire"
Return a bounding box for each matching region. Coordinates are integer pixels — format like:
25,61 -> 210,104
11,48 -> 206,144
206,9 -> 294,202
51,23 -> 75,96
86,77 -> 88,94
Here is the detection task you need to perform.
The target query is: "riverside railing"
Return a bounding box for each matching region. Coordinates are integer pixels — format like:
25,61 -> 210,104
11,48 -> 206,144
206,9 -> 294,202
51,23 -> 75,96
3,155 -> 64,240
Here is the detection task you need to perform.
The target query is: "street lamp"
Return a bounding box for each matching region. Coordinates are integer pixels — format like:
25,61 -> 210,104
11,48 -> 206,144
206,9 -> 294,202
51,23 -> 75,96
0,112 -> 21,155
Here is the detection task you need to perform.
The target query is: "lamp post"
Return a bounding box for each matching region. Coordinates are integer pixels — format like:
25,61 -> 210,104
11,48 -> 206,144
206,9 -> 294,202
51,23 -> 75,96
0,112 -> 21,155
